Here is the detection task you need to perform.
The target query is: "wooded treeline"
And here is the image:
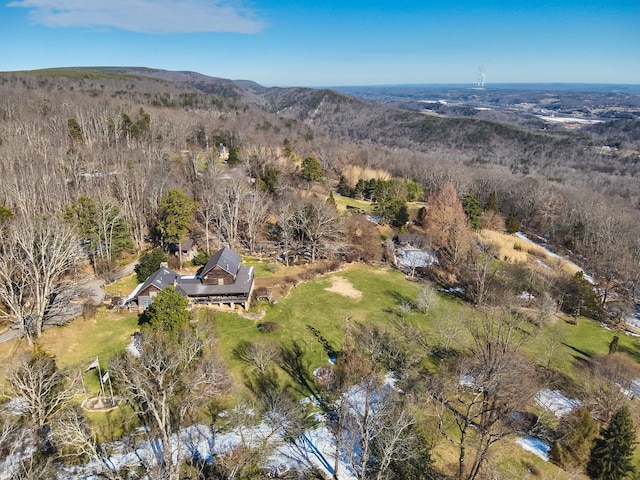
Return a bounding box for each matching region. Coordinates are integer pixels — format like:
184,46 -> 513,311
1,67 -> 640,480
1,70 -> 638,314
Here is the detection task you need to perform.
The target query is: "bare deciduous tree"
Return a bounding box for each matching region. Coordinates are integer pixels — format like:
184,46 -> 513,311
0,216 -> 83,344
110,326 -> 232,480
51,407 -> 122,480
233,340 -> 281,373
3,349 -> 77,450
435,313 -> 539,480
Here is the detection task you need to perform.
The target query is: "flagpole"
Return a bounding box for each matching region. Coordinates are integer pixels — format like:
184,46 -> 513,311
96,359 -> 105,398
107,374 -> 115,406
79,369 -> 88,405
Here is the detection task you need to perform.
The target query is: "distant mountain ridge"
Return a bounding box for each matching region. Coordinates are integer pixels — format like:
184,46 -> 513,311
9,66 -> 639,179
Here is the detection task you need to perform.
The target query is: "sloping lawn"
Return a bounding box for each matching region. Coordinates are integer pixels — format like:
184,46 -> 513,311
212,263 -> 475,374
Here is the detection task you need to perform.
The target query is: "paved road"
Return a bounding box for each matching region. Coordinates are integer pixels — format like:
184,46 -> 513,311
0,260 -> 138,345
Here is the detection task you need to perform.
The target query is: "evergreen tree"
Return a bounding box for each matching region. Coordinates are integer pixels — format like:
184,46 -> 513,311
227,145 -> 241,166
0,205 -> 14,223
561,271 -> 604,321
354,179 -> 367,199
157,189 -> 196,268
463,194 -> 483,231
587,406 -> 636,480
336,175 -> 354,197
157,189 -> 196,246
301,156 -> 324,182
549,407 -> 599,470
64,196 -> 132,266
135,248 -> 167,283
486,190 -> 499,213
405,180 -> 424,201
393,203 -> 410,227
365,178 -> 378,200
506,214 -> 520,234
63,196 -> 97,247
139,285 -> 191,331
67,117 -> 84,144
282,138 -> 294,159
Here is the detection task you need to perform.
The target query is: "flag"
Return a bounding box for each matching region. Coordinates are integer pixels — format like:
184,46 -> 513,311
102,371 -> 110,383
85,357 -> 99,372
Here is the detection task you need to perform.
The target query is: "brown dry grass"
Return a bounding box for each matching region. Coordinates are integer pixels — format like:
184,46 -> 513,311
476,230 -> 582,276
341,165 -> 390,186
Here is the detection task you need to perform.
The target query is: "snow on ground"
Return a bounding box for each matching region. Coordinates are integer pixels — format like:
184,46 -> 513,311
398,248 -> 437,269
61,418 -> 356,480
54,377 -> 409,479
624,305 -> 640,331
515,232 -> 595,284
535,389 -> 580,417
515,436 -> 551,461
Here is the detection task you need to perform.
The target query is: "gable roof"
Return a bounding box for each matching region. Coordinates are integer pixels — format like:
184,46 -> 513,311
177,266 -> 254,297
201,247 -> 241,279
137,266 -> 180,293
397,234 -> 428,246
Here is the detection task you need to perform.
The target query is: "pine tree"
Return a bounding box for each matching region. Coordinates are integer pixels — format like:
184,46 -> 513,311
135,248 -> 167,283
505,214 -> 520,234
587,406 -> 636,479
463,194 -> 483,231
485,190 -> 499,213
549,407 -> 599,470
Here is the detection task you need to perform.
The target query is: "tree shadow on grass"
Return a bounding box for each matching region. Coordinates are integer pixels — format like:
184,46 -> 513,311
277,340 -> 324,407
618,342 -> 640,364
561,342 -> 593,361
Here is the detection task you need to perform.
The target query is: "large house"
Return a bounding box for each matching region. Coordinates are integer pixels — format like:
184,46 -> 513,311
126,247 -> 254,311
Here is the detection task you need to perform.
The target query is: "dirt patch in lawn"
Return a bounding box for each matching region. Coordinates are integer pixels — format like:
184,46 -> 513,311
325,276 -> 362,300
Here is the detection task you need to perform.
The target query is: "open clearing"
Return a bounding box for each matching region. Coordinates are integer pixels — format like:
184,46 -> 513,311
324,275 -> 362,300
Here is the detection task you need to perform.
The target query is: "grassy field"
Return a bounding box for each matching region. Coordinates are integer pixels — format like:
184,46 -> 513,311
103,274 -> 140,296
333,193 -> 374,214
2,258 -> 640,478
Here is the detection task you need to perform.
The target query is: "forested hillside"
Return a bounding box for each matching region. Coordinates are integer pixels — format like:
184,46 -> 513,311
1,68 -> 640,479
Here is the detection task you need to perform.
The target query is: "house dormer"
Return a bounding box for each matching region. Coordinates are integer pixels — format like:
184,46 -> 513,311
200,247 -> 241,286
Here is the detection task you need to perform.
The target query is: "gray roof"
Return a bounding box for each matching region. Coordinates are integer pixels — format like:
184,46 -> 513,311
397,234 -> 427,245
202,247 -> 241,279
177,266 -> 254,297
131,248 -> 253,304
137,267 -> 179,293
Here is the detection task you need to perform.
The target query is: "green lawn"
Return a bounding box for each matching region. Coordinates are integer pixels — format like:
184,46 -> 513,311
210,264 -> 473,373
3,261 -> 639,478
241,256 -> 282,278
104,274 -> 140,296
525,315 -> 640,384
333,193 -> 374,214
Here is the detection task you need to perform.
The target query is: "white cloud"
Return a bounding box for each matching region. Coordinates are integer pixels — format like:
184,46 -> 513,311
9,0 -> 266,34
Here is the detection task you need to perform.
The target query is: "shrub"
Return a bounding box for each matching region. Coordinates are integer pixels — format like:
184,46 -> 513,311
191,250 -> 211,266
257,321 -> 280,333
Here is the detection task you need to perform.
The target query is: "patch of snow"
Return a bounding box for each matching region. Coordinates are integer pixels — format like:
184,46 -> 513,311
518,292 -> 535,302
535,389 -> 580,417
516,436 -> 551,461
398,248 -> 437,268
515,232 -> 595,284
126,333 -> 141,358
459,374 -> 476,388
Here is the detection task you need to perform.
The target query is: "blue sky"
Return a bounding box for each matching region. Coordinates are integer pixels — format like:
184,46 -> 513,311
1,0 -> 638,87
